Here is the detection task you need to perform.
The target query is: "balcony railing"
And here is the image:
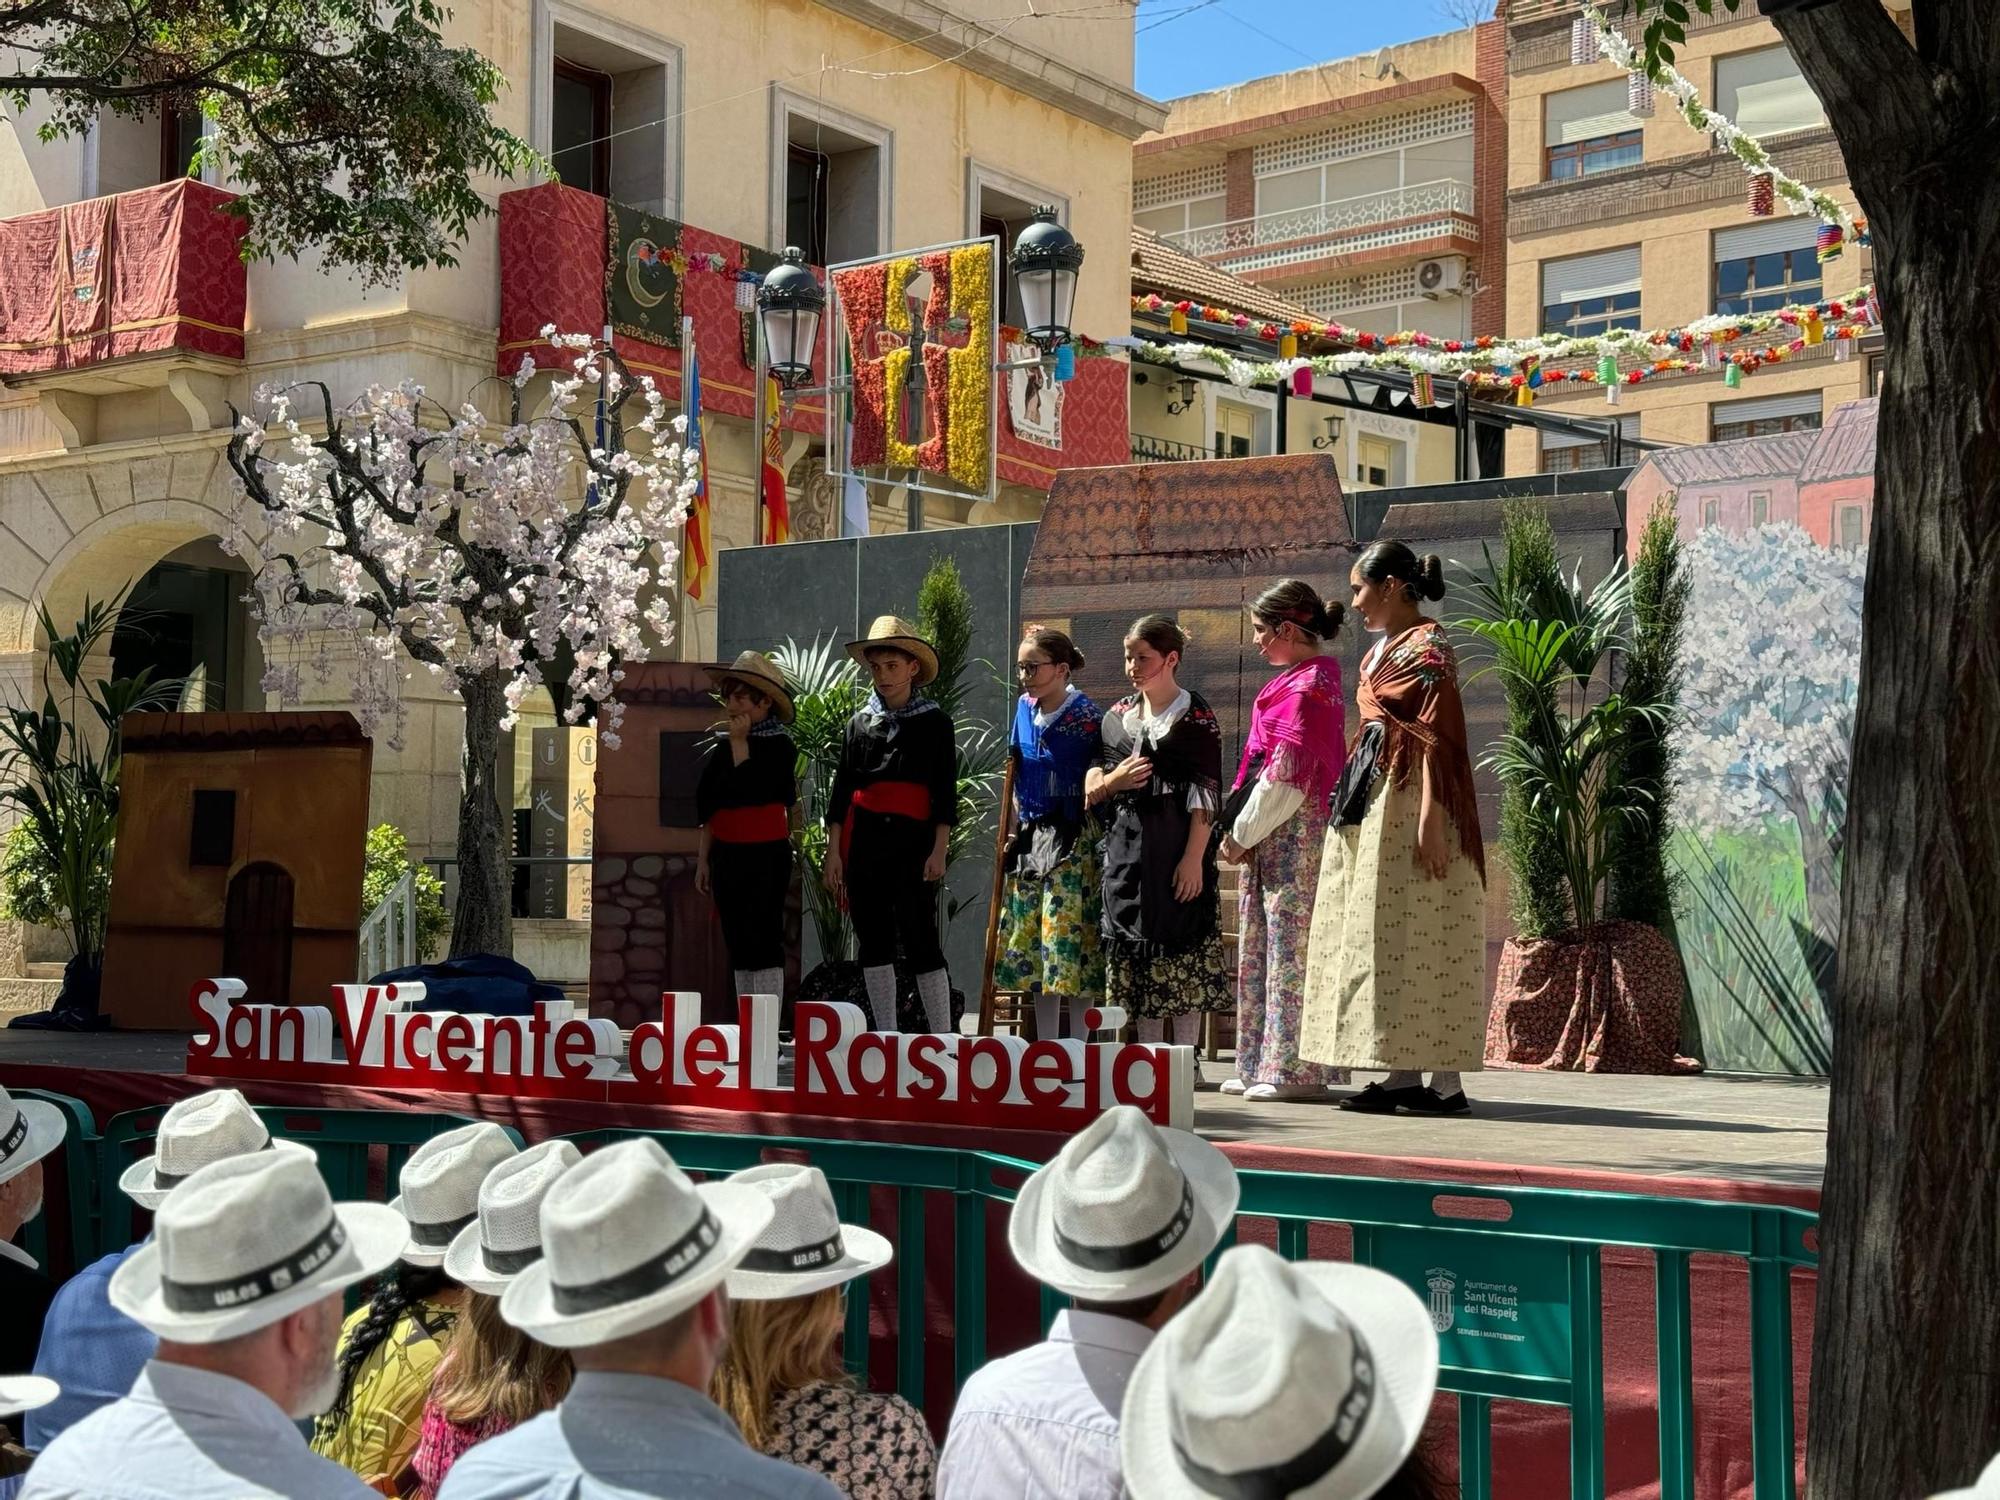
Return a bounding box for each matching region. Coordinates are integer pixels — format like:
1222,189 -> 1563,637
1131,434 -> 1218,463
1162,179 -> 1476,262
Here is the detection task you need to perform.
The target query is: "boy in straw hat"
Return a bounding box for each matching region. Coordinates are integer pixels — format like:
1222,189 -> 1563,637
28,1088 -> 316,1450
822,615 -> 958,1034
0,1085 -> 68,1376
696,651 -> 799,1010
436,1138 -> 838,1499
21,1149 -> 406,1500
937,1104 -> 1240,1500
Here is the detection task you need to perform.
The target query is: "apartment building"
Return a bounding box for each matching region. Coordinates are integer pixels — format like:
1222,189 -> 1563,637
1129,24 -> 1507,492
1500,0 -> 1894,474
0,0 -> 1160,879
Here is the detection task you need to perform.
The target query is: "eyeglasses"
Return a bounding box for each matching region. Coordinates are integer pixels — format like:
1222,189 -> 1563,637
1016,659 -> 1054,677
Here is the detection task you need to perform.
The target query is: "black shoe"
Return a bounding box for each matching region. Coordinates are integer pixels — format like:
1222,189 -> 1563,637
1405,1087 -> 1471,1116
1338,1082 -> 1428,1114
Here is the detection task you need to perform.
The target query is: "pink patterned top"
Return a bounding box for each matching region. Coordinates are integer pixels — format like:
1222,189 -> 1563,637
410,1400 -> 511,1500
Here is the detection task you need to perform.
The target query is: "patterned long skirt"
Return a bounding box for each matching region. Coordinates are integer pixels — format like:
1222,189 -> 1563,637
1236,801 -> 1347,1086
992,843 -> 1105,1003
1299,775 -> 1487,1070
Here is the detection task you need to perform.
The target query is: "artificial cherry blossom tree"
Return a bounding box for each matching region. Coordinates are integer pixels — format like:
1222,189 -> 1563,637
225,331 -> 698,958
1677,523 -> 1865,949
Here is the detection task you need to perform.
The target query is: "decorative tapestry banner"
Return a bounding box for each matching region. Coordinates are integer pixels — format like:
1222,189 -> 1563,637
607,202 -> 683,346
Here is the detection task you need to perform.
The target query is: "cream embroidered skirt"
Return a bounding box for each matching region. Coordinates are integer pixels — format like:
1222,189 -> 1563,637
1299,775 -> 1487,1071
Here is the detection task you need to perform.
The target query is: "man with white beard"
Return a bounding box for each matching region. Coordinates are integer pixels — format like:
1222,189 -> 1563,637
23,1150 -> 403,1499
0,1086 -> 68,1375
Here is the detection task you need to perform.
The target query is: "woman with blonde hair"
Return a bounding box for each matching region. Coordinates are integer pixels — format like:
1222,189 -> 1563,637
406,1140 -> 581,1498
715,1164 -> 935,1499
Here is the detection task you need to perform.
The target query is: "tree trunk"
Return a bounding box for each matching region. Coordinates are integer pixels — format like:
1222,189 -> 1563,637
448,668 -> 513,959
1780,780 -> 1842,948
1783,3 -> 2000,1486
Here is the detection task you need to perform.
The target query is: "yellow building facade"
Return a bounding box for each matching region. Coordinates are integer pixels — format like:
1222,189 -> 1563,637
0,0 -> 1159,998
1499,0 -> 1892,474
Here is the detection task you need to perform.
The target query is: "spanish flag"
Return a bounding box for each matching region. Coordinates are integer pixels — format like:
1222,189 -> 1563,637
761,376 -> 790,545
681,323 -> 712,601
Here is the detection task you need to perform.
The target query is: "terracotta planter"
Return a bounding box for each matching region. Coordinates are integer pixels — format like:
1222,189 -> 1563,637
1483,919 -> 1700,1074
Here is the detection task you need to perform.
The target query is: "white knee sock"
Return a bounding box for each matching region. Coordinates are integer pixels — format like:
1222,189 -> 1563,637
862,965 -> 899,1032
749,967 -> 784,1000
1033,989 -> 1062,1043
733,969 -> 753,1000
1429,1070 -> 1463,1097
1383,1069 -> 1422,1090
916,968 -> 953,1034
1172,1013 -> 1202,1047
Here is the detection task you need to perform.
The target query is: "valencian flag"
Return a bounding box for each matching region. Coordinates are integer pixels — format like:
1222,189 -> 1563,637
761,376 -> 789,545
682,322 -> 712,600
608,201 -> 682,346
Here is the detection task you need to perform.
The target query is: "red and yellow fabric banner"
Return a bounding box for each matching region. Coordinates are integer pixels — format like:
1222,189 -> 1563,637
760,376 -> 789,545
682,325 -> 712,601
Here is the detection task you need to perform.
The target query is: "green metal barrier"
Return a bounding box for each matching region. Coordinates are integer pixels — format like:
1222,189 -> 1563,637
74,1107 -> 1815,1500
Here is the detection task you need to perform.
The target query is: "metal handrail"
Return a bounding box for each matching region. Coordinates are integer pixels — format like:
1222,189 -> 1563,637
1130,434 -> 1213,463
357,868 -> 416,980
1162,178 -> 1476,259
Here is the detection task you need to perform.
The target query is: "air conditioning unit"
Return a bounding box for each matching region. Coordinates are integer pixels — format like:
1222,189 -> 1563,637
1416,256 -> 1466,299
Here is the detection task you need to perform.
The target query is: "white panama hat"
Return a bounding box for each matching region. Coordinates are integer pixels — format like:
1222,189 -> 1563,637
723,1163 -> 893,1301
1121,1245 -> 1440,1500
109,1149 -> 405,1344
443,1139 -> 583,1296
0,1085 -> 66,1190
501,1138 -> 773,1350
1009,1104 -> 1239,1302
388,1122 -> 519,1268
0,1376 -> 57,1421
119,1089 -> 315,1210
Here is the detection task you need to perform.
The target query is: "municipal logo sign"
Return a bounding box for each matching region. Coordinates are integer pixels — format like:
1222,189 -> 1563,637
1425,1267 -> 1457,1334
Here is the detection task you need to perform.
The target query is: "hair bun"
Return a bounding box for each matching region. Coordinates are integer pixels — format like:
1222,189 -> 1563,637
1418,554 -> 1447,601
1068,646 -> 1086,671
1316,600 -> 1347,637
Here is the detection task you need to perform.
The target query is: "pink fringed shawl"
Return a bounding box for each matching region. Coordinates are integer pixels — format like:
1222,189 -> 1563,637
1233,655 -> 1346,801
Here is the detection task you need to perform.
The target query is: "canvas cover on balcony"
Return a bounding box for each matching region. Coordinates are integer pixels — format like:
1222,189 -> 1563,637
0,178 -> 247,377
497,183 -> 1127,494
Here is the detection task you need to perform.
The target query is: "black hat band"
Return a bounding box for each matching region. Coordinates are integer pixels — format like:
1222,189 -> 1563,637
738,1232 -> 845,1275
1054,1181 -> 1195,1273
159,1215 -> 348,1314
550,1208 -> 722,1315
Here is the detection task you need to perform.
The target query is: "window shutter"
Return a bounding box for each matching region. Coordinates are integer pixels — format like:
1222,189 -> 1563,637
1714,219 -> 1818,262
1541,247 -> 1641,305
1542,415 -> 1639,451
1716,46 -> 1826,137
1544,80 -> 1640,146
1713,392 -> 1821,425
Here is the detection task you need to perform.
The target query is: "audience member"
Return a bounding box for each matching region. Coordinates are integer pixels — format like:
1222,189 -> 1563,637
715,1163 -> 934,1498
0,1376 -> 58,1494
313,1122 -> 517,1487
29,1088 -> 313,1448
0,1087 -> 67,1374
407,1140 -> 583,1499
937,1105 -> 1239,1500
1933,1455 -> 2000,1499
20,1150 -> 403,1499
1119,1244 -> 1441,1500
435,1137 -> 837,1499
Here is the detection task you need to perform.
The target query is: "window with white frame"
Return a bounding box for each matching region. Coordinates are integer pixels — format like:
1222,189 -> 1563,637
1539,415 -> 1638,473
1543,79 -> 1643,181
1713,220 -> 1821,317
772,91 -> 889,266
93,105 -> 208,195
1250,129 -> 1470,231
537,8 -> 680,215
1541,247 -> 1642,338
1135,196 -> 1225,239
1714,46 -> 1826,138
970,164 -> 1065,330
1711,392 -> 1821,443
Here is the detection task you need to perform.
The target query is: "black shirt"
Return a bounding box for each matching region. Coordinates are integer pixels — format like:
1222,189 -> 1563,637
825,699 -> 958,830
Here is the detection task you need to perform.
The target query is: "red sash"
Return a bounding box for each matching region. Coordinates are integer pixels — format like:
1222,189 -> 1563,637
840,781 -> 932,863
709,804 -> 789,844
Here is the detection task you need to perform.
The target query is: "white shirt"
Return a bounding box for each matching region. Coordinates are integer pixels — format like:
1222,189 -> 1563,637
1228,777 -> 1305,851
21,1361 -> 374,1500
1029,685 -> 1078,731
935,1310 -> 1154,1500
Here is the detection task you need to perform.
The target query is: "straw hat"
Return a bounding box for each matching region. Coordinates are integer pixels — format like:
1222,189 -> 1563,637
500,1138 -> 773,1349
1121,1245 -> 1440,1500
119,1089 -> 316,1210
387,1122 -> 519,1268
724,1163 -> 893,1301
0,1376 -> 57,1421
706,651 -> 796,724
443,1139 -> 582,1296
0,1085 -> 66,1190
109,1150 -> 405,1344
845,615 -> 938,686
1009,1104 -> 1239,1303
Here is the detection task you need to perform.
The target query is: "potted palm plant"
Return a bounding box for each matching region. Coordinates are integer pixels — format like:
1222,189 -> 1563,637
1459,501 -> 1695,1073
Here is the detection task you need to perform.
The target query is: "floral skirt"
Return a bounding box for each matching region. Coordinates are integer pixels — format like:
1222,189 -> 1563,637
992,844 -> 1105,1002
1106,930 -> 1233,1020
1237,803 -> 1347,1086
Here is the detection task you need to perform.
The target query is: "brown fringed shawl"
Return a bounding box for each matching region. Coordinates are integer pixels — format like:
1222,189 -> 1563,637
1358,622 -> 1485,881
